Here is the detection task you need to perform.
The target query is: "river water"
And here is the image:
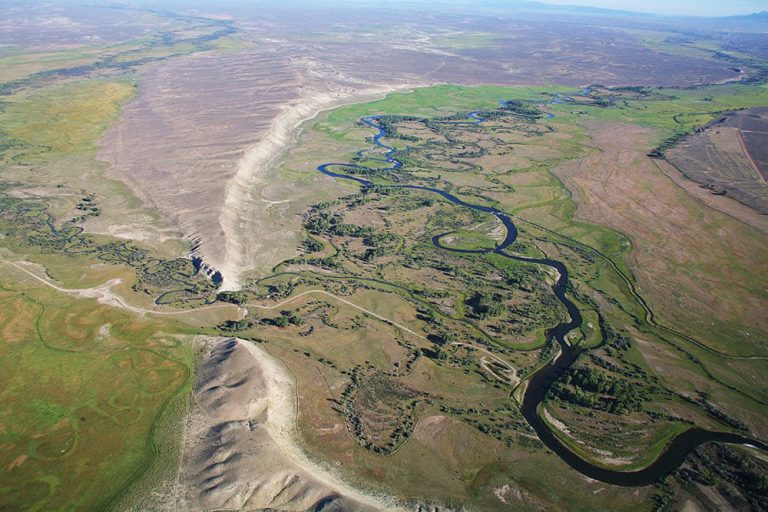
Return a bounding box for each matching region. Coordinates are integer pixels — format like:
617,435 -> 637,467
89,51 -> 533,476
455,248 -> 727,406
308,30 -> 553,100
315,102 -> 767,486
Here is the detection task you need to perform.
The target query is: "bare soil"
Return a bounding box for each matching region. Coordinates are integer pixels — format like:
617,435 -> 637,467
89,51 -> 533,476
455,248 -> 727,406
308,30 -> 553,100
553,122 -> 768,354
100,46 -> 418,290
666,107 -> 768,214
153,337 -> 403,511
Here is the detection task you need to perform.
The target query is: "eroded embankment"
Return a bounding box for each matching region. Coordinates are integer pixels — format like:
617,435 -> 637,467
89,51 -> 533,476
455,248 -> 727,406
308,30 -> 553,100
99,46 -> 418,292
217,84 -> 414,290
162,337 -> 404,511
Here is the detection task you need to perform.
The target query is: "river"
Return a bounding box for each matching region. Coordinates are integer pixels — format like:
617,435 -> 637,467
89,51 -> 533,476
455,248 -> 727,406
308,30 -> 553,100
315,103 -> 768,486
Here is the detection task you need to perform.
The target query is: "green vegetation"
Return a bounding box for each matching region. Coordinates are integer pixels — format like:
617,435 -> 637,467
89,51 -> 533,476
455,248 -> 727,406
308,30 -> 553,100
437,225 -> 499,251
556,83 -> 768,144
0,194 -> 218,307
0,275 -> 196,510
319,84 -> 571,131
0,17 -> 243,510
659,444 -> 768,511
551,365 -> 654,414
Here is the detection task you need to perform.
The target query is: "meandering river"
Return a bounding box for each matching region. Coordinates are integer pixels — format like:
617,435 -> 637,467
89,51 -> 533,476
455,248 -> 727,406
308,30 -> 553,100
316,106 -> 767,486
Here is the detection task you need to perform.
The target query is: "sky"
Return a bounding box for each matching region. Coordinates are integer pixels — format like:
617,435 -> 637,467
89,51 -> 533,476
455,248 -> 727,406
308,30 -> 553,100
533,0 -> 768,16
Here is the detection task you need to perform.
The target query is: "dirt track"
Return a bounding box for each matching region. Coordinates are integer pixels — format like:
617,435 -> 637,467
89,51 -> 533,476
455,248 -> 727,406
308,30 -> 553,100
0,259 -> 245,318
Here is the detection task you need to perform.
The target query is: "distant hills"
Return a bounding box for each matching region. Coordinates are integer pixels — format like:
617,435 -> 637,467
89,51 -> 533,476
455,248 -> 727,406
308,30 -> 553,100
389,1 -> 768,21
725,10 -> 768,22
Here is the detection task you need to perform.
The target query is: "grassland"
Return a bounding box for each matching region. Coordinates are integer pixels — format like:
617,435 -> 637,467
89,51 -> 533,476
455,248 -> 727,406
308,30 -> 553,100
0,78 -> 222,308
0,266 -> 199,510
0,20 -> 245,511
2,79 -> 135,154
2,73 -> 765,509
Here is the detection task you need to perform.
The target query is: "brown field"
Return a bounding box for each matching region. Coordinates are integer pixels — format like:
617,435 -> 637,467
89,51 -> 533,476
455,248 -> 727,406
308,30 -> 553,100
666,107 -> 768,213
652,158 -> 768,235
0,3 -> 163,48
553,122 -> 768,356
100,46 -> 418,290
725,107 -> 768,175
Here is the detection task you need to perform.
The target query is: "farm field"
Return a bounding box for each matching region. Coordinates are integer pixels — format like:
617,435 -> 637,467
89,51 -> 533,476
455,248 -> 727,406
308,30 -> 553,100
666,106 -> 768,213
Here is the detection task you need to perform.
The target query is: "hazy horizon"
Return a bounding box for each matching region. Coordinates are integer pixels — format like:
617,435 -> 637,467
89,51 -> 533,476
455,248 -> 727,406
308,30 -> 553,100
11,0 -> 768,19
533,0 -> 768,16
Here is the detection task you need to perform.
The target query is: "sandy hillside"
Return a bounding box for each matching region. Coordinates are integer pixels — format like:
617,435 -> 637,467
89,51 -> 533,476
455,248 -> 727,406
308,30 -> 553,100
100,45 -> 420,290
152,337 -> 407,511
